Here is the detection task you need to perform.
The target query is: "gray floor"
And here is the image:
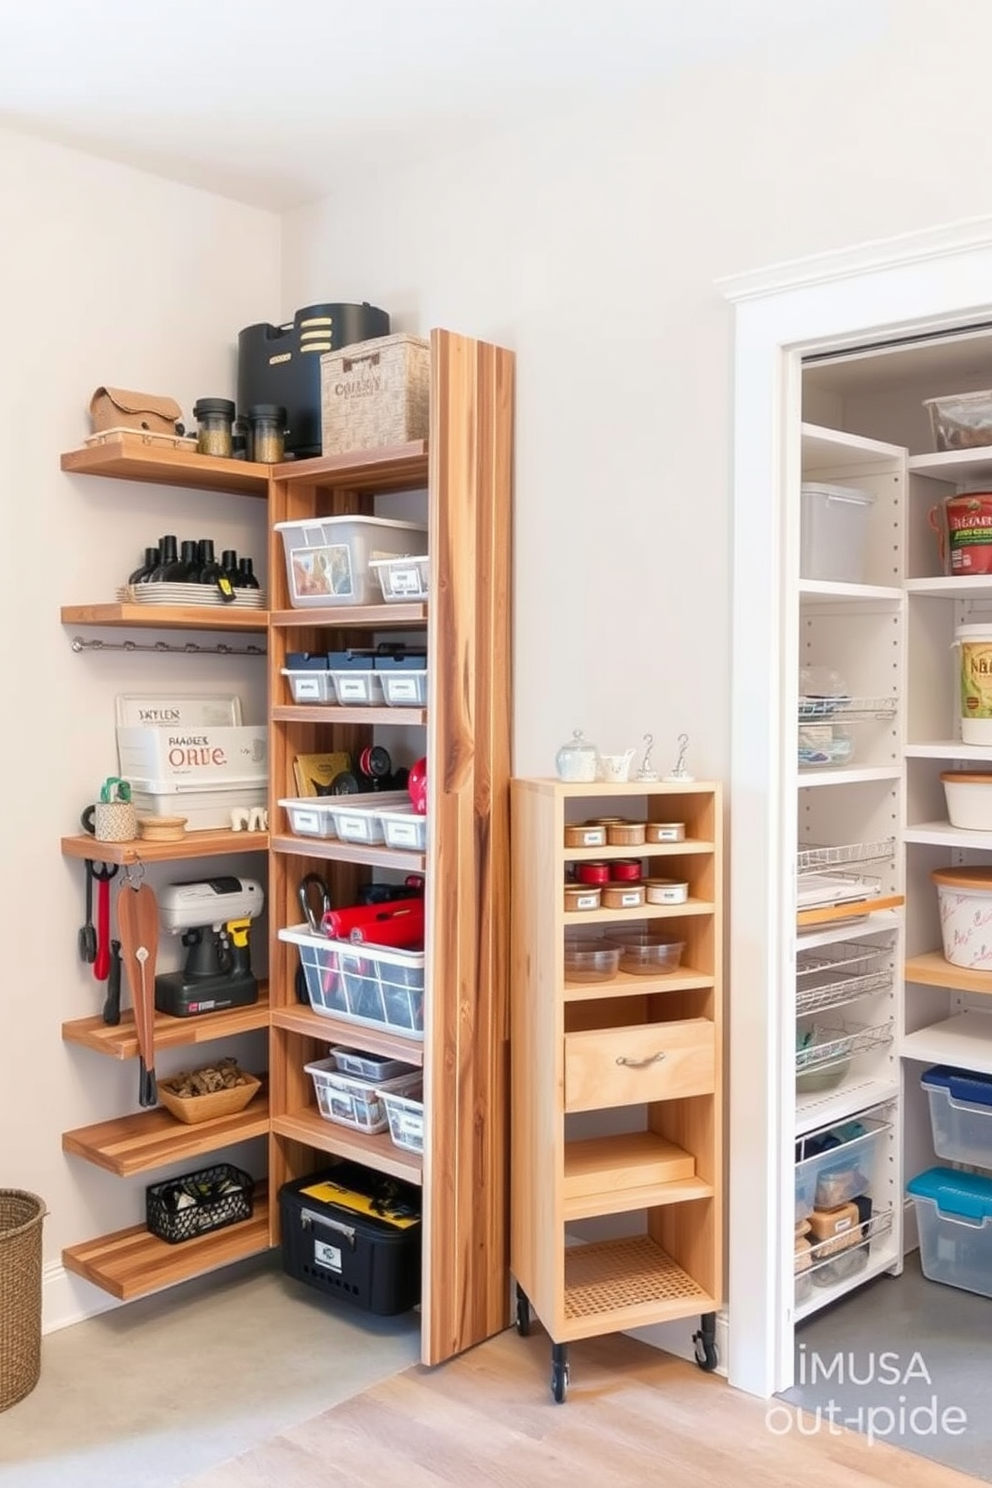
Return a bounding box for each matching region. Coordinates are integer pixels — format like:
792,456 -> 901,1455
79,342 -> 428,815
781,1250 -> 992,1482
0,1252 -> 420,1488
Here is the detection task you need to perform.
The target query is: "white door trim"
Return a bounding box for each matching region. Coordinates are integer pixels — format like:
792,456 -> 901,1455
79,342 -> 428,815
722,216 -> 992,1400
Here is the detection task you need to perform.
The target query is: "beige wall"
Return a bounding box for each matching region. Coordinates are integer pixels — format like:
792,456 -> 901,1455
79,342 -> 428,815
0,126 -> 281,1324
282,0 -> 992,784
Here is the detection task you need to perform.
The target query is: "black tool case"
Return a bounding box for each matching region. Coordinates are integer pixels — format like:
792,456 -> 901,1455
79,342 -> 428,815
279,1163 -> 421,1315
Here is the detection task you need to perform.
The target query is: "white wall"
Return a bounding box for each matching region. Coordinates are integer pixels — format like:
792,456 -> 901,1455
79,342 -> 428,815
0,126 -> 281,1326
281,0 -> 992,785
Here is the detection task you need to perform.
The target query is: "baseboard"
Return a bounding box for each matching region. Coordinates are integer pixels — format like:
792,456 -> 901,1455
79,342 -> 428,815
42,1261 -> 121,1334
626,1309 -> 729,1377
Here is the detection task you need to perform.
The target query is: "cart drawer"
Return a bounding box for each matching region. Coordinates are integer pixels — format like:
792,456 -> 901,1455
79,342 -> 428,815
564,1019 -> 715,1113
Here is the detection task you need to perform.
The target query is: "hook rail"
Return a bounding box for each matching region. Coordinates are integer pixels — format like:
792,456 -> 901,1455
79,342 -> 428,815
70,636 -> 266,657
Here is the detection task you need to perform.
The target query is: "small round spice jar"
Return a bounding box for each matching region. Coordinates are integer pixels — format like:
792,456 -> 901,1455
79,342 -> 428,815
610,859 -> 643,882
564,884 -> 602,912
601,882 -> 646,910
193,397 -> 236,458
575,861 -> 611,885
564,823 -> 608,849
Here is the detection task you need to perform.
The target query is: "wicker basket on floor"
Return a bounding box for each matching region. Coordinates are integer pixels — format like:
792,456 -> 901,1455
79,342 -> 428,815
0,1190 -> 46,1411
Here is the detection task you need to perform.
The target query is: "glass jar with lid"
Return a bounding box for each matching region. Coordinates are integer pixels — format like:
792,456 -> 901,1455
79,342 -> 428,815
192,398 -> 235,458
247,404 -> 287,464
555,730 -> 599,783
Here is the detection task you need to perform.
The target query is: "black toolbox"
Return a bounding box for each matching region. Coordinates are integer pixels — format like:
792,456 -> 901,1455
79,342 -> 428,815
279,1163 -> 421,1316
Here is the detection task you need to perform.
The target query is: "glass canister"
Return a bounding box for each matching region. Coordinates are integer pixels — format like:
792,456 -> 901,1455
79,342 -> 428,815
192,398 -> 235,458
247,404 -> 287,464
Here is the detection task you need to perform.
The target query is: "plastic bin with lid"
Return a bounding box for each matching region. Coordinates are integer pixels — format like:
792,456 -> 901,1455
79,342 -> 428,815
800,482 -> 875,584
794,1113 -> 888,1222
375,654 -> 428,708
907,1167 -> 992,1298
921,1065 -> 992,1167
330,1046 -> 418,1083
274,515 -> 427,608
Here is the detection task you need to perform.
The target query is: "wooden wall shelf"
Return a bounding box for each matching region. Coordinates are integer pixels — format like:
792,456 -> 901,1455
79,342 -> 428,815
61,604 -> 268,632
270,1004 -> 423,1065
63,1087 -> 270,1176
273,443 -> 429,493
62,989 -> 270,1059
271,1111 -> 422,1186
62,1185 -> 271,1301
269,603 -> 425,630
61,830 -> 268,865
61,438 -> 270,495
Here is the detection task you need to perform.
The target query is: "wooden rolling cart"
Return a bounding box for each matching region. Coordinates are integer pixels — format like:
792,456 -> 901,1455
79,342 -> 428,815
509,778 -> 724,1401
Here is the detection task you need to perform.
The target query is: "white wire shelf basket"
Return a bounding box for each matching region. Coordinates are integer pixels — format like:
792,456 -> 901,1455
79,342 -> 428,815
795,1020 -> 894,1077
797,1208 -> 895,1296
796,839 -> 896,875
795,939 -> 896,1016
798,695 -> 898,722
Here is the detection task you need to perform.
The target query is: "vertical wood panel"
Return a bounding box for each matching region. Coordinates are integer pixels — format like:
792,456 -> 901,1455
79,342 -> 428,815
423,330 -> 514,1363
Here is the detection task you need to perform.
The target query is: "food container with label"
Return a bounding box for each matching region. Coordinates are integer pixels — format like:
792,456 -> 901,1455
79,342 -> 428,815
644,878 -> 689,905
606,821 -> 646,846
609,859 -> 643,882
932,865 -> 992,969
563,884 -> 601,912
601,883 -> 646,910
564,823 -> 608,849
646,822 -> 685,843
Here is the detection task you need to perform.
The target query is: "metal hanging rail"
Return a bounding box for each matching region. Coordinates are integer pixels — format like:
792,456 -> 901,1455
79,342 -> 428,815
70,636 -> 266,657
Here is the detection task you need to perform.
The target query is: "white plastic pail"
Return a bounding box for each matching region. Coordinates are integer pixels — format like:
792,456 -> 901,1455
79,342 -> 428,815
955,625 -> 992,743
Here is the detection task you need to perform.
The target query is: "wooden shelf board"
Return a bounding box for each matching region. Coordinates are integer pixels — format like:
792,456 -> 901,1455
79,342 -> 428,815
271,443 -> 429,493
564,1176 -> 713,1222
62,1185 -> 271,1302
60,439 -> 270,495
270,603 -> 426,630
564,899 -> 715,929
61,829 -> 268,864
559,1235 -> 715,1340
63,988 -> 270,1059
62,1089 -> 269,1176
269,833 -> 425,873
564,968 -> 713,1002
902,1011 -> 992,1073
905,950 -> 992,994
271,1005 -> 424,1065
271,1109 -> 423,1185
565,840 -> 715,860
273,704 -> 426,727
61,604 -> 268,632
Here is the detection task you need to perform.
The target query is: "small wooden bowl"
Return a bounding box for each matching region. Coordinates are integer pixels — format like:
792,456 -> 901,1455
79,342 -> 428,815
138,816 -> 188,843
158,1071 -> 262,1125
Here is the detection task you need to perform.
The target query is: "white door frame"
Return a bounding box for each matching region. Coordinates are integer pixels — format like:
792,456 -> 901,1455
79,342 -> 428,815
721,216 -> 992,1399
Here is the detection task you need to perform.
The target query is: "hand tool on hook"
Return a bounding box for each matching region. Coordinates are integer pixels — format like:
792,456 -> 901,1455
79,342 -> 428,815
92,862 -> 119,982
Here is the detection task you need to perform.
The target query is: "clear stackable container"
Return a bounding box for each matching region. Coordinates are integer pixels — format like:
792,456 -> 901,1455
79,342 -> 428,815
379,1084 -> 425,1153
329,1046 -> 418,1083
304,1058 -> 422,1133
281,668 -> 336,705
279,924 -> 426,1038
274,516 -> 427,608
369,555 -> 429,602
376,806 -> 428,852
921,1066 -> 992,1167
278,797 -> 339,839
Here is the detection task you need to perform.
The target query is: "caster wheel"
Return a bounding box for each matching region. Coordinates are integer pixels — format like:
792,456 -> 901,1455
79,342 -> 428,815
515,1290 -> 531,1337
693,1336 -> 718,1372
551,1359 -> 569,1403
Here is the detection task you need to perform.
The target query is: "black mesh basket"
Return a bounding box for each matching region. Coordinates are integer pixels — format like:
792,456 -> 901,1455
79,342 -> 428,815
146,1164 -> 254,1245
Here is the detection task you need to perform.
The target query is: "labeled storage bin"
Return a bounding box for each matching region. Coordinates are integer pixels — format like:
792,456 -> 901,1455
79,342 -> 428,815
379,1083 -> 425,1154
907,1167 -> 992,1298
794,1114 -> 888,1222
274,515 -> 427,608
800,482 -> 875,584
320,333 -> 430,456
304,1058 -> 422,1133
279,924 -> 426,1039
378,666 -> 428,708
146,1163 -> 254,1245
330,668 -> 386,707
370,554 -> 429,602
376,805 -> 428,852
322,791 -> 411,845
924,389 -> 992,451
281,668 -> 336,705
278,797 -> 339,840
279,1164 -> 421,1315
921,1065 -> 992,1167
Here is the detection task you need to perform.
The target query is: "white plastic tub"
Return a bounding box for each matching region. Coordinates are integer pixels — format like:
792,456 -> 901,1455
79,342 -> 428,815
941,770 -> 992,830
278,797 -> 338,840
274,515 -> 427,608
369,555 -> 429,602
800,482 -> 875,584
281,668 -> 336,705
329,668 -> 386,706
323,791 -> 410,845
932,866 -> 992,969
377,806 -> 428,852
380,669 -> 428,707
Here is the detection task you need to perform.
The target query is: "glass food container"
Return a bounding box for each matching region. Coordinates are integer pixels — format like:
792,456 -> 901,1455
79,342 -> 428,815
192,397 -> 236,458
555,730 -> 599,783
248,403 -> 287,464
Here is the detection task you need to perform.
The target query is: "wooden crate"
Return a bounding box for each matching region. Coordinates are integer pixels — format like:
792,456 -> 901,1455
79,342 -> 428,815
320,333 -> 429,454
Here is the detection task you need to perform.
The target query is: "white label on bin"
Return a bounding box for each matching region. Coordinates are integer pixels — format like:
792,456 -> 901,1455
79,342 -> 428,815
385,818 -> 421,846
293,677 -> 323,701
656,827 -> 683,841
336,677 -> 370,702
313,1239 -> 343,1273
387,565 -> 421,595
292,810 -> 321,834
336,814 -> 369,838
386,677 -> 418,701
290,542 -> 353,600
575,891 -> 599,910
618,891 -> 641,907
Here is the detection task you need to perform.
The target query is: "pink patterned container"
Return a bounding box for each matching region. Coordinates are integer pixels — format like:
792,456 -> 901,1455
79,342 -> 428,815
933,866 -> 992,969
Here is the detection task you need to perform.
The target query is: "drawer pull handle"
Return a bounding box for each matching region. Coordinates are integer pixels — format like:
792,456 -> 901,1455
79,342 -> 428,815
615,1052 -> 666,1068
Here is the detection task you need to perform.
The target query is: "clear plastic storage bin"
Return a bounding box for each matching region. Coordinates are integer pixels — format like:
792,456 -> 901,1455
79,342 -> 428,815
907,1167 -> 992,1298
323,792 -> 411,845
281,668 -> 336,705
279,925 -> 426,1038
329,668 -> 386,706
921,1065 -> 992,1167
274,516 -> 427,608
278,797 -> 339,840
304,1058 -> 422,1133
369,555 -> 429,603
924,389 -> 992,451
379,1084 -> 425,1154
379,669 -> 428,707
376,806 -> 428,852
329,1046 -> 418,1083
795,1115 -> 888,1222
800,482 -> 875,584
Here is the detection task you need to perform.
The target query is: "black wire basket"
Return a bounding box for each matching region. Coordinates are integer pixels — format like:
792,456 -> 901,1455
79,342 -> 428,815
146,1163 -> 254,1245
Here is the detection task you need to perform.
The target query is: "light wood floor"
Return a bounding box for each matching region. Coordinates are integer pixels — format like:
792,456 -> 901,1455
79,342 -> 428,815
181,1327 -> 975,1488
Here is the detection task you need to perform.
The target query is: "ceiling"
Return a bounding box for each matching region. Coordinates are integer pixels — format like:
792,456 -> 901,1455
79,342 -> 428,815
0,0 -> 889,211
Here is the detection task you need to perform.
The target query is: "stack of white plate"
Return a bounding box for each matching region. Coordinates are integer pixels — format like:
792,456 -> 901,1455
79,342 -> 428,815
119,583 -> 266,609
